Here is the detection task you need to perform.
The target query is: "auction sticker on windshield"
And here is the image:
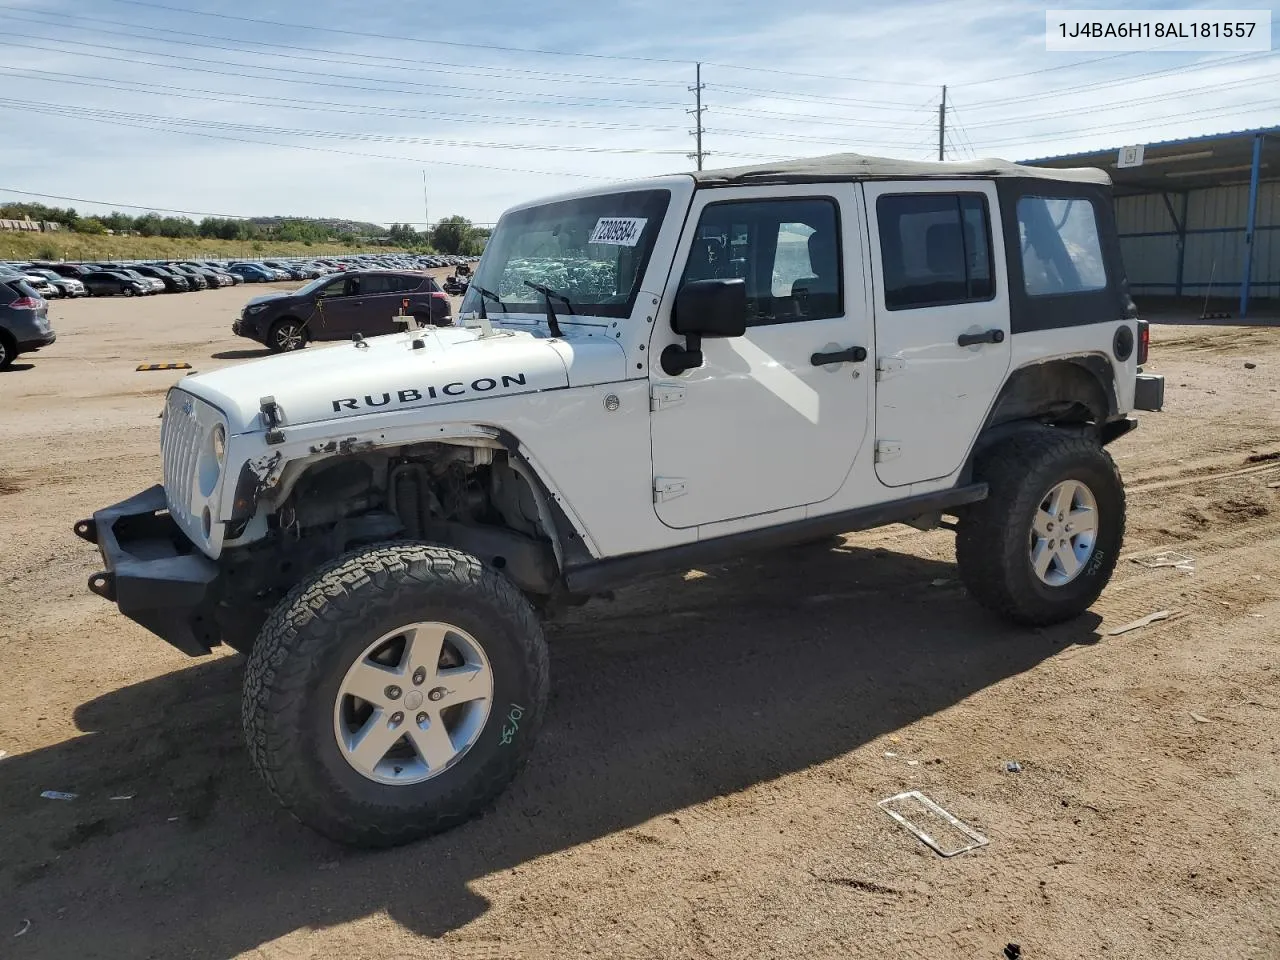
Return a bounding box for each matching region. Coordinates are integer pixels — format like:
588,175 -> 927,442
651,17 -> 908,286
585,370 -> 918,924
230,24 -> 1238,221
589,217 -> 648,246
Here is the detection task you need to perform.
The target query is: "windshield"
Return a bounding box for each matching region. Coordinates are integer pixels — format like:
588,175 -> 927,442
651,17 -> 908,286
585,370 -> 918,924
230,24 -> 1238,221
294,274 -> 333,296
462,188 -> 670,320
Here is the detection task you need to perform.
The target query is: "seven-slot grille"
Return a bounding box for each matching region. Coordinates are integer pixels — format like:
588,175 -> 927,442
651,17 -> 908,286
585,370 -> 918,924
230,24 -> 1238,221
161,388 -> 212,539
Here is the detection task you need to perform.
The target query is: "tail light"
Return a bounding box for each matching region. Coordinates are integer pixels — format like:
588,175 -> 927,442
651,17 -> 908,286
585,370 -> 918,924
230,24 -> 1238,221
1137,319 -> 1150,365
11,296 -> 40,309
430,291 -> 448,303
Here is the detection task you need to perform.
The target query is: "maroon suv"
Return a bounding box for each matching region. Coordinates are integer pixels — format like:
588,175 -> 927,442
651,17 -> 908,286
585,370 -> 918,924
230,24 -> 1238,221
232,270 -> 452,352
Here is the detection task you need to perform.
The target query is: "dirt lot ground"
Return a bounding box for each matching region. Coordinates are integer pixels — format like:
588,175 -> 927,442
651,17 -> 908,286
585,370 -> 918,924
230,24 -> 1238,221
1,284 -> 1277,959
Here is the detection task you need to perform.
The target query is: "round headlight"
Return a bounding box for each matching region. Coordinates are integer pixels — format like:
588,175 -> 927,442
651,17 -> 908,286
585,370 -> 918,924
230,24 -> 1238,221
212,423 -> 226,467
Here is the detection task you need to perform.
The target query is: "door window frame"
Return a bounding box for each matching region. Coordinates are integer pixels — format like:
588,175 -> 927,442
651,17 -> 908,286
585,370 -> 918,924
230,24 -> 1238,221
677,194 -> 845,328
874,191 -> 997,312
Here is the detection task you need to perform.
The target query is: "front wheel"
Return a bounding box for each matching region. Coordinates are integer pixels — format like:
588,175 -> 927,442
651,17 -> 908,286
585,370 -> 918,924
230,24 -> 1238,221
268,319 -> 306,352
122,287 -> 135,297
956,429 -> 1125,626
242,543 -> 549,847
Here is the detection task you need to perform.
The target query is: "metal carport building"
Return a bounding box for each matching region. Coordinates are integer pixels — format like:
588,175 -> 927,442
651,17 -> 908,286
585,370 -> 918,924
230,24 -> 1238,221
1025,127 -> 1278,321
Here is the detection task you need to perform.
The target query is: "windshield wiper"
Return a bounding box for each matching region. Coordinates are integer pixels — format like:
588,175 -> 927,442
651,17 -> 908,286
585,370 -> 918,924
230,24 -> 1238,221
523,280 -> 574,337
470,284 -> 507,320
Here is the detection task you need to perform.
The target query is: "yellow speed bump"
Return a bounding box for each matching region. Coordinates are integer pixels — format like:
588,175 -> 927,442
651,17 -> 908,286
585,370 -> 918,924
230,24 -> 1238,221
136,362 -> 193,371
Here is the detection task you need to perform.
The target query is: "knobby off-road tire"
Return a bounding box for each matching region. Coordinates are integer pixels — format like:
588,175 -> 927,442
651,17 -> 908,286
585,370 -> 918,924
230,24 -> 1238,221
242,542 -> 549,847
956,429 -> 1125,626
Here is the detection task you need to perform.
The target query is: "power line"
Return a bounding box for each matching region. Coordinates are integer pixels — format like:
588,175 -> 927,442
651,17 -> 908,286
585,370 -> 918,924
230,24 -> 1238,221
0,36 -> 688,110
703,83 -> 926,110
0,5 -> 690,88
0,103 -> 612,179
0,186 -> 256,218
956,72 -> 1280,130
4,97 -> 691,156
963,50 -> 1278,109
979,97 -> 1280,150
95,0 -> 693,64
0,66 -> 683,133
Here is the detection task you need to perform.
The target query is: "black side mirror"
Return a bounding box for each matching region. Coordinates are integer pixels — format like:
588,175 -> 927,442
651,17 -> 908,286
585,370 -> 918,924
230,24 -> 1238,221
663,278 -> 747,375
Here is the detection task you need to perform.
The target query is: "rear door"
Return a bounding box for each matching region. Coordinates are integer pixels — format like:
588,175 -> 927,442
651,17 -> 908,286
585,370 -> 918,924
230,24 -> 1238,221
862,181 -> 1012,487
354,274 -> 404,335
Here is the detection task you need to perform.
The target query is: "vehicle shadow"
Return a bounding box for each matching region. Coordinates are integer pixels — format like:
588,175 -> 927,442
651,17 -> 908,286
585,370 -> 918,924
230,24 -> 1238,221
0,362 -> 36,373
210,348 -> 273,360
0,539 -> 1101,958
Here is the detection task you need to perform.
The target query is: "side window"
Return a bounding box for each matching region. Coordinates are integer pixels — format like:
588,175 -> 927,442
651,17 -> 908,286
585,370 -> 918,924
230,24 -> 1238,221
1017,197 -> 1107,296
680,198 -> 841,326
876,193 -> 994,310
360,275 -> 396,295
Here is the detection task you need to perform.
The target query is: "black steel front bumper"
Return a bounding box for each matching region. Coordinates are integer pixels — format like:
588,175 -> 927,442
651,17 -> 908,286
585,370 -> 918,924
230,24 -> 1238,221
74,485 -> 220,656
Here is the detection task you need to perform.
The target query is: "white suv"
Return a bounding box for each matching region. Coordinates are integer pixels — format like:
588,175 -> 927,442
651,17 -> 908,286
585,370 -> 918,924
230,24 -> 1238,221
77,153 -> 1165,847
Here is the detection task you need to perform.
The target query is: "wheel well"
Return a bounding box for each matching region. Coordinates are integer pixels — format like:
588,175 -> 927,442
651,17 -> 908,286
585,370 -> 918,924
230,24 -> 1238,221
959,357 -> 1117,484
984,357 -> 1115,431
221,439 -> 568,637
0,326 -> 16,355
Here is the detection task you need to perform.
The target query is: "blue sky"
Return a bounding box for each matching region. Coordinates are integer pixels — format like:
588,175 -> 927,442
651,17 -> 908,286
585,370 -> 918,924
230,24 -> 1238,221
2,0 -> 1277,226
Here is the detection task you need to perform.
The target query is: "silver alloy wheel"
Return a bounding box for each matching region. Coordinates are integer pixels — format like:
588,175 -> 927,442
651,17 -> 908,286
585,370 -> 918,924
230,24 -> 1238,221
275,324 -> 303,350
333,622 -> 494,785
1029,479 -> 1099,587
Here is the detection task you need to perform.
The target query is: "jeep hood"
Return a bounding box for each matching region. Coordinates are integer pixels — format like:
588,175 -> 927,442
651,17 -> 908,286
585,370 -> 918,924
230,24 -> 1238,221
178,325 -> 624,434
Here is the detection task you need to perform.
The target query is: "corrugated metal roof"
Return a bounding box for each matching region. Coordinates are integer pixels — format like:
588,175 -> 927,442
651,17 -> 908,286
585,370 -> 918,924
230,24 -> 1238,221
1023,127 -> 1278,195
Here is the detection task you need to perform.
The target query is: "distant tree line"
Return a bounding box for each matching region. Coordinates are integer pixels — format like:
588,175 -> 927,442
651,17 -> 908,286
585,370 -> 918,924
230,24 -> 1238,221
0,201 -> 489,251
387,216 -> 490,255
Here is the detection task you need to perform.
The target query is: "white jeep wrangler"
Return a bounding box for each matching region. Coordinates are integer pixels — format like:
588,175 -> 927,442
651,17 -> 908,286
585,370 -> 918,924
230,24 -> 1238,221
77,154 -> 1165,847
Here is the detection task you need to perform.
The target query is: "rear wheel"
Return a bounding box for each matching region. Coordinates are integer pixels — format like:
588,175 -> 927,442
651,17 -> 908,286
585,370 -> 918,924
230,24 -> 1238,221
122,287 -> 135,297
242,543 -> 549,847
268,319 -> 306,353
956,429 -> 1124,626
0,332 -> 16,370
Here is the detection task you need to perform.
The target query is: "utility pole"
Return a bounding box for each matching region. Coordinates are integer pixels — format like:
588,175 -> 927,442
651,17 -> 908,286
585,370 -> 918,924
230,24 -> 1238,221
938,84 -> 947,161
427,167 -> 437,240
688,62 -> 706,171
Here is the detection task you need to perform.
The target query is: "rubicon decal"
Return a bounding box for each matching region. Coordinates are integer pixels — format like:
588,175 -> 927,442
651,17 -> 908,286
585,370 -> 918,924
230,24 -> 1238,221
331,372 -> 529,412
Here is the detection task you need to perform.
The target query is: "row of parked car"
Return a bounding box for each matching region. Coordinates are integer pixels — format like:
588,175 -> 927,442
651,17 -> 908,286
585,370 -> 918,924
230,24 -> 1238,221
0,252 -> 479,370
0,253 -> 479,299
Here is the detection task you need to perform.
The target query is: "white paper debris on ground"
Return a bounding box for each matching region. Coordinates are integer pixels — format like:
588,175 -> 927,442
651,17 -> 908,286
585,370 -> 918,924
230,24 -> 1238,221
1130,550 -> 1195,572
1107,609 -> 1176,636
13,919 -> 31,938
878,791 -> 989,858
0,750 -> 7,760
1189,712 -> 1212,724
40,791 -> 77,801
109,795 -> 134,801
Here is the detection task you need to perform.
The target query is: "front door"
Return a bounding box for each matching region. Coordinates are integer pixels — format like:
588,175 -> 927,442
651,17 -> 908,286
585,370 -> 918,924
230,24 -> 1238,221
862,181 -> 1013,487
649,184 -> 871,529
314,276 -> 364,339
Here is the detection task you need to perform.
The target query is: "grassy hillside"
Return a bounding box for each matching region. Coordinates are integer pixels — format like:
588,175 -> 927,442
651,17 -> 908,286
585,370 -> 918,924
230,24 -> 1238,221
0,232 -> 409,262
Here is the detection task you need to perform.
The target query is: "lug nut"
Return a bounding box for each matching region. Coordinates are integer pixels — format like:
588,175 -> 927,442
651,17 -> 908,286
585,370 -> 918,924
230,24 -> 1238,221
390,711 -> 404,724
412,667 -> 427,686
416,712 -> 428,725
428,687 -> 446,702
386,685 -> 402,700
